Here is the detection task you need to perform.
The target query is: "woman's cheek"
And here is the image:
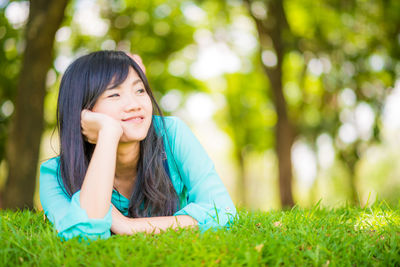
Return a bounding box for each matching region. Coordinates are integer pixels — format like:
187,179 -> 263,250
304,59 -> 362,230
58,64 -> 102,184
145,96 -> 153,111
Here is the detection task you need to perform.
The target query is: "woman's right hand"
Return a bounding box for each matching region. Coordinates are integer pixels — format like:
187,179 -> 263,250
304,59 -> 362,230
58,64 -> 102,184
81,109 -> 123,144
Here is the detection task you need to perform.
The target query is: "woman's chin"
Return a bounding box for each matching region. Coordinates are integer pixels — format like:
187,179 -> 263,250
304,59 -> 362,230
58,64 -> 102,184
120,121 -> 151,143
119,134 -> 146,143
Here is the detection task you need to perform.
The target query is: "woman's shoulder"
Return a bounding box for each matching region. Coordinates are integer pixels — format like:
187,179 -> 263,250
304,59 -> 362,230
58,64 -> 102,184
40,156 -> 60,172
39,157 -> 61,190
153,115 -> 187,137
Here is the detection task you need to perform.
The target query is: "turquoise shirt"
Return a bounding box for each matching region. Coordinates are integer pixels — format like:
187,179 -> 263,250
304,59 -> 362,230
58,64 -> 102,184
39,116 -> 237,240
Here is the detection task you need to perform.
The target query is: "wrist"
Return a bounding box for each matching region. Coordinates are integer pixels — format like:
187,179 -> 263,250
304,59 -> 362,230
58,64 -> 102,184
98,127 -> 122,142
112,214 -> 129,235
121,217 -> 139,235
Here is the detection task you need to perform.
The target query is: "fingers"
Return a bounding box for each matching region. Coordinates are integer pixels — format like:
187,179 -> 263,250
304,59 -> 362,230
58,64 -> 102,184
127,53 -> 146,74
81,109 -> 97,144
81,109 -> 90,122
81,109 -> 90,130
82,130 -> 96,144
86,138 -> 96,144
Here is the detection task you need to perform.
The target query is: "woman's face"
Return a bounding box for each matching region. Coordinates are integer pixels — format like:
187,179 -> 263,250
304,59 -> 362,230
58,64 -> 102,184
92,67 -> 153,143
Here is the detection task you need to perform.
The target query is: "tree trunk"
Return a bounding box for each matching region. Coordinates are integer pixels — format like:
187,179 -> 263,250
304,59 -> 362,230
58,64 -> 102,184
339,150 -> 359,205
235,148 -> 247,207
264,63 -> 295,208
245,0 -> 295,208
348,165 -> 358,205
3,0 -> 68,209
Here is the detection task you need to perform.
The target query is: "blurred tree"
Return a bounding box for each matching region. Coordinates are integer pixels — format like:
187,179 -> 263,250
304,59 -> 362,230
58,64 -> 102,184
104,0 -> 199,96
283,0 -> 400,204
244,0 -> 296,208
240,0 -> 400,206
216,71 -> 275,206
0,2 -> 24,208
54,0 -> 199,99
218,0 -> 400,207
0,3 -> 22,166
3,0 -> 68,209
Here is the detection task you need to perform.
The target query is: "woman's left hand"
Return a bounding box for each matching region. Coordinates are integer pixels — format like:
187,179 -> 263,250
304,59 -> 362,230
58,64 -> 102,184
127,53 -> 146,74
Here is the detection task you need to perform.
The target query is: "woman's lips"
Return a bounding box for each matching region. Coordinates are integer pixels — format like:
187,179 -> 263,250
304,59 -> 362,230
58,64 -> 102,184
122,116 -> 144,123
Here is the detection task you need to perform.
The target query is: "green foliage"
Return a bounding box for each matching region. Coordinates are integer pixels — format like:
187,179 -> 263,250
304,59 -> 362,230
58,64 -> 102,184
105,0 -> 199,96
284,0 -> 400,145
1,205 -> 399,266
216,70 -> 275,154
0,3 -> 24,163
1,0 -> 400,207
39,0 -> 205,131
52,0 -> 201,109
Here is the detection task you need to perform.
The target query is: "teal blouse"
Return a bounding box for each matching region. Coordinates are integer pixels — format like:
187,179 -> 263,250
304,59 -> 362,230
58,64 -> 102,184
39,116 -> 237,240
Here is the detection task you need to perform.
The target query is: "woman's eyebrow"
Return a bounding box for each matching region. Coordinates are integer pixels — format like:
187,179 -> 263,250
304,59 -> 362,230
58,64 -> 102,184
132,79 -> 142,86
107,79 -> 142,90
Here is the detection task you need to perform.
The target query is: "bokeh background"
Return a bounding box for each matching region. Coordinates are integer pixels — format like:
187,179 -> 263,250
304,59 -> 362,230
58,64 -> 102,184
0,0 -> 400,211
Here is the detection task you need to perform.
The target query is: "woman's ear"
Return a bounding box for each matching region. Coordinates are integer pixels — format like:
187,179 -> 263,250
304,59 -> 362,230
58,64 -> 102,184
127,53 -> 146,74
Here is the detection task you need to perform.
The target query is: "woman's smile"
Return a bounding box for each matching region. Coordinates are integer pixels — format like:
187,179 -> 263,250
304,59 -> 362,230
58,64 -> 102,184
122,115 -> 145,124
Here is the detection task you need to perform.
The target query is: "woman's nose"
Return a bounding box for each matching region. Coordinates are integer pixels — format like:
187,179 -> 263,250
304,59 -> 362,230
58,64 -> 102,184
123,93 -> 141,111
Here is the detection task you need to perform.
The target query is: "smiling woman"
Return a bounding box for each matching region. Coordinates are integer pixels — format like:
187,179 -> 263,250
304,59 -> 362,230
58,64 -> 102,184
39,50 -> 236,240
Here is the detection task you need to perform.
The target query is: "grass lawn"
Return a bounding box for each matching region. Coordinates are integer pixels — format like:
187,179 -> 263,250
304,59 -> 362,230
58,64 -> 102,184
1,203 -> 399,266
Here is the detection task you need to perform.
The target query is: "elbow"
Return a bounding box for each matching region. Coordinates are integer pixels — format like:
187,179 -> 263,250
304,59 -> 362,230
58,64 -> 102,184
200,206 -> 237,231
57,227 -> 111,241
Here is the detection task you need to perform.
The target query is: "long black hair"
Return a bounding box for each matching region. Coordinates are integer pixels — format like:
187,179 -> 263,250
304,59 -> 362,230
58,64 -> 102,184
56,50 -> 178,217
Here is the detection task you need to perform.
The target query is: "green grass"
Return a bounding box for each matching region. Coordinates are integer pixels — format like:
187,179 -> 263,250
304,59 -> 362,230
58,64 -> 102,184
1,203 -> 399,266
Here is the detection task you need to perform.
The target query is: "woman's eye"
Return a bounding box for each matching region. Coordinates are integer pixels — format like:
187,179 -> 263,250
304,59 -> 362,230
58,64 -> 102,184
107,93 -> 120,98
137,89 -> 145,94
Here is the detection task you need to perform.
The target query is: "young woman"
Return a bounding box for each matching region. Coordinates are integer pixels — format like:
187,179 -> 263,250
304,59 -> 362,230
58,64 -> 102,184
39,50 -> 236,240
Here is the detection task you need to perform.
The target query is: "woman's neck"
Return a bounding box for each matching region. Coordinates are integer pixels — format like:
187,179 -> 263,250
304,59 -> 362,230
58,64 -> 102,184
115,141 -> 140,181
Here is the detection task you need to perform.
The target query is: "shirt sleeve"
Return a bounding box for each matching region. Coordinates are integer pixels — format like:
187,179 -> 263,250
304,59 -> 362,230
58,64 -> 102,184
39,158 -> 112,241
168,118 -> 237,231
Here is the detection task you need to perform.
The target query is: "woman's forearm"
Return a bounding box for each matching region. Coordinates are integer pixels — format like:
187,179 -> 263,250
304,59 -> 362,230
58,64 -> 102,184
132,215 -> 198,234
112,210 -> 198,235
80,130 -> 120,219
